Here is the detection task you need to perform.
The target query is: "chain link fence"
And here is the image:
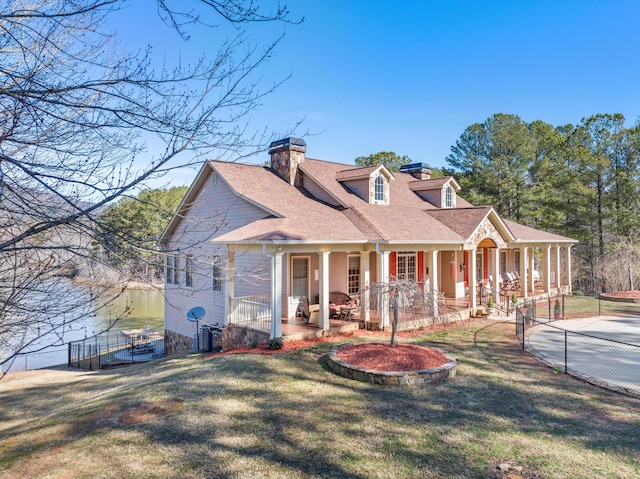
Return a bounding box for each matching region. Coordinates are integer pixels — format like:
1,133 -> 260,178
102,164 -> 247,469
516,300 -> 640,397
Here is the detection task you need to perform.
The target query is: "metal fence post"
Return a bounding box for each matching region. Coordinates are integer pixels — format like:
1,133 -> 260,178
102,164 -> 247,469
562,294 -> 565,320
548,296 -> 551,320
564,330 -> 568,374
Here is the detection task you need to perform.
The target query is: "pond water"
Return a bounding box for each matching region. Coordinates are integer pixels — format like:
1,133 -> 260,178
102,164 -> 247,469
1,285 -> 164,373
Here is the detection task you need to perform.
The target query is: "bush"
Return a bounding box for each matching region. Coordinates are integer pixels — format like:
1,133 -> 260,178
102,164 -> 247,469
267,337 -> 283,350
487,296 -> 495,308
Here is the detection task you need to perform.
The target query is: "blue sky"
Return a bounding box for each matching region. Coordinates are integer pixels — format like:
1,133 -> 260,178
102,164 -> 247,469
114,0 -> 640,186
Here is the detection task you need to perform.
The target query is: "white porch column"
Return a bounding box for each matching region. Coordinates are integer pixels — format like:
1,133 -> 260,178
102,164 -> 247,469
361,251 -> 370,321
270,252 -> 283,339
554,246 -> 561,289
430,250 -> 439,316
224,251 -> 235,324
378,250 -> 390,329
521,247 -> 529,299
566,246 -> 572,293
492,248 -> 500,305
542,246 -> 551,294
318,251 -> 330,330
528,248 -> 536,293
469,248 -> 477,311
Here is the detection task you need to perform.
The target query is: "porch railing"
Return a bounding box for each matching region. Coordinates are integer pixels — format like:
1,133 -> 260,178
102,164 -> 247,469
229,294 -> 271,333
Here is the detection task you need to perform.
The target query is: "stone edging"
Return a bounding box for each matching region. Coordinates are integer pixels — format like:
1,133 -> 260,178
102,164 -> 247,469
598,294 -> 640,304
326,342 -> 456,386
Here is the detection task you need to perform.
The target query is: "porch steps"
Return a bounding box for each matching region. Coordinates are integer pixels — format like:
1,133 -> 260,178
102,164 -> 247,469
282,321 -> 360,342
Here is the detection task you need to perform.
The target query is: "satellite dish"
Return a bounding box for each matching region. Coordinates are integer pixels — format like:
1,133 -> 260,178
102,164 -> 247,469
186,306 -> 206,322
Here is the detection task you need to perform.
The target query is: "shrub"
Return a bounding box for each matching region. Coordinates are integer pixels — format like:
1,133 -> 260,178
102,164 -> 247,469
487,296 -> 495,308
267,337 -> 283,350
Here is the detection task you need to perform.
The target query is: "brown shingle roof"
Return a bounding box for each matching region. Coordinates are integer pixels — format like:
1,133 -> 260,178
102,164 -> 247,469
504,219 -> 575,243
205,157 -> 575,246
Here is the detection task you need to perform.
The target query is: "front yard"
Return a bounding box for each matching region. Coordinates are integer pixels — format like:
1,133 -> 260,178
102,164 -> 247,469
1,320 -> 639,478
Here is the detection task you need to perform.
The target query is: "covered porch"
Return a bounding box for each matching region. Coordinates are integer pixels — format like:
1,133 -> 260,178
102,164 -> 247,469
223,238 -> 574,339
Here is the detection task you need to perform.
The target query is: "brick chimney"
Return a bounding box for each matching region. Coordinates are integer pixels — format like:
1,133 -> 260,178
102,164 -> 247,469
269,137 -> 307,186
399,162 -> 432,180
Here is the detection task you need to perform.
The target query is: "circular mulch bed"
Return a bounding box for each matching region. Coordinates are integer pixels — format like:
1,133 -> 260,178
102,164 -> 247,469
598,290 -> 640,303
336,342 -> 447,371
327,342 -> 456,386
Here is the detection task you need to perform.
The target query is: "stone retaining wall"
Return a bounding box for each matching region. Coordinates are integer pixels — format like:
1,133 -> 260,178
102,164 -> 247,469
327,343 -> 456,387
164,330 -> 193,355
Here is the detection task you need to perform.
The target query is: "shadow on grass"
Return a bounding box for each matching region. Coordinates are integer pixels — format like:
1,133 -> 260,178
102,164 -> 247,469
1,321 -> 639,478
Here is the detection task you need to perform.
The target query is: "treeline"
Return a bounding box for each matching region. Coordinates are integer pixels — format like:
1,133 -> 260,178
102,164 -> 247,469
95,186 -> 188,283
444,113 -> 640,293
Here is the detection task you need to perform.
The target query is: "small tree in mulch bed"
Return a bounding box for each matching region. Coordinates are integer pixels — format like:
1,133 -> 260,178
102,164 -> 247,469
363,280 -> 453,347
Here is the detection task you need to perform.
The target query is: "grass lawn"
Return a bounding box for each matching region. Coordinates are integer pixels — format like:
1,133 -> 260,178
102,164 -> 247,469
1,320 -> 639,478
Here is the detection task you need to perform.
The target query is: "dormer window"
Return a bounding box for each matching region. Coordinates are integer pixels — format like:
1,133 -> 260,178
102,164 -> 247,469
335,164 -> 394,206
445,185 -> 453,208
374,176 -> 385,202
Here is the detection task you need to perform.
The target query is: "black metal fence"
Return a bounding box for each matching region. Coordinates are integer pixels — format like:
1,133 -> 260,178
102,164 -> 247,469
516,303 -> 640,397
68,330 -> 164,370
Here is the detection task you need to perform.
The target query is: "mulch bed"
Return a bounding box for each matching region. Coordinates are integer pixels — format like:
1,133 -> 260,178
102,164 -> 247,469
335,342 -> 447,371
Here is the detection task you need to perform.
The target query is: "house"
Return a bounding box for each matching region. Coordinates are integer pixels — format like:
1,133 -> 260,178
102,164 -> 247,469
160,138 -> 576,353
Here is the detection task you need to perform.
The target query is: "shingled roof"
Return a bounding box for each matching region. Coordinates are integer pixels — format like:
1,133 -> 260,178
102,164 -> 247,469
164,152 -> 575,247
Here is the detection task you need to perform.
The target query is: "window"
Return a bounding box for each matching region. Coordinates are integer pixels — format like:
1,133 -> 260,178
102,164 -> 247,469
445,185 -> 453,208
514,250 -> 521,274
212,254 -> 222,292
396,252 -> 417,282
476,250 -> 483,282
185,256 -> 194,288
347,255 -> 361,294
165,254 -> 179,285
500,251 -> 507,275
374,175 -> 385,202
291,256 -> 309,298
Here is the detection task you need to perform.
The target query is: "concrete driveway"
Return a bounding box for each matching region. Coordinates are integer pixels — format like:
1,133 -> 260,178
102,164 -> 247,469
527,316 -> 640,396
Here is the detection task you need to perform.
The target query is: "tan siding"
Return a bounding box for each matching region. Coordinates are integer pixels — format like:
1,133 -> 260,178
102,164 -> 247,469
342,178 -> 370,202
164,169 -> 272,335
303,176 -> 341,206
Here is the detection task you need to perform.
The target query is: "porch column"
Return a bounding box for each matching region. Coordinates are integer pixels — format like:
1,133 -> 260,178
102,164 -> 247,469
566,246 -> 572,293
542,246 -> 551,294
469,248 -> 477,312
492,248 -> 500,306
528,248 -> 536,293
224,251 -> 235,324
554,246 -> 561,289
378,250 -> 390,329
521,247 -> 529,299
270,252 -> 283,339
318,251 -> 330,330
360,251 -> 370,321
429,250 -> 439,316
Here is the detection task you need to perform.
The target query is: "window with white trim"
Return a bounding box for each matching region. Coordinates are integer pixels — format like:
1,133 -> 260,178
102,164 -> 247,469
212,254 -> 222,293
291,256 -> 309,298
445,185 -> 453,208
514,250 -> 521,274
374,175 -> 385,202
185,255 -> 194,288
165,254 -> 179,285
347,255 -> 361,295
396,252 -> 417,282
500,251 -> 507,274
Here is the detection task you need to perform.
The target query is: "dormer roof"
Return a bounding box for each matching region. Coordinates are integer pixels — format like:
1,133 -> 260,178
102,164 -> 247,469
408,176 -> 460,192
335,164 -> 395,182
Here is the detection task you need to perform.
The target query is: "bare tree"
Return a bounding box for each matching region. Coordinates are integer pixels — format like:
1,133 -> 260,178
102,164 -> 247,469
0,0 -> 296,374
363,280 -> 455,347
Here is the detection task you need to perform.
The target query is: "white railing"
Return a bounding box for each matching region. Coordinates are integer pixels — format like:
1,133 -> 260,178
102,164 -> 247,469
229,294 -> 271,333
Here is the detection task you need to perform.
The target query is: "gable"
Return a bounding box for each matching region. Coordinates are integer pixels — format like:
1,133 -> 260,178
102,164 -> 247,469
160,164 -> 271,246
467,217 -> 509,249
